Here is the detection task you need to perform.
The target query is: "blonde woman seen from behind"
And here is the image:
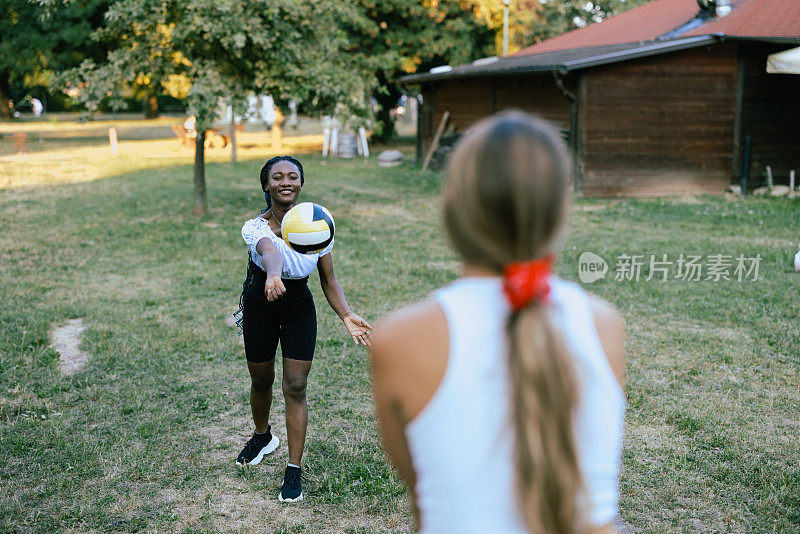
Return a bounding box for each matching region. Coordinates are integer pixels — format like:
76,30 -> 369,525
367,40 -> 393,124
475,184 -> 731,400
370,112 -> 626,534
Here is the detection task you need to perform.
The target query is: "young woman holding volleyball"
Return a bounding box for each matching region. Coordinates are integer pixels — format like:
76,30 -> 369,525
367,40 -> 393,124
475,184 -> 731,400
370,112 -> 626,533
235,155 -> 372,503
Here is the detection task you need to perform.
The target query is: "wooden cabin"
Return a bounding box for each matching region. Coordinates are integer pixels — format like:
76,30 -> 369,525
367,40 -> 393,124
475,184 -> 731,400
401,0 -> 800,196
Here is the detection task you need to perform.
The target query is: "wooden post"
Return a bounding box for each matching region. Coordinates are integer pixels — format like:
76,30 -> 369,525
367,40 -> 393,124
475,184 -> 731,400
421,111 -> 449,172
575,73 -> 586,195
322,116 -> 332,157
732,50 -> 745,181
415,94 -> 423,164
358,126 -> 369,158
229,105 -> 237,163
108,127 -> 118,156
790,170 -> 796,198
330,128 -> 339,157
741,135 -> 751,199
13,132 -> 28,154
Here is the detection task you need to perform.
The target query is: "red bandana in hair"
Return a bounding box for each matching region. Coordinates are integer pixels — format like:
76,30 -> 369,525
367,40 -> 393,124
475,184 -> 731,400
502,256 -> 553,311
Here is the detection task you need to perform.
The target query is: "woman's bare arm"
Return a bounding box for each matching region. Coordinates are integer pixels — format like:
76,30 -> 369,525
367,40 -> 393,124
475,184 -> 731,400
589,295 -> 626,390
317,253 -> 372,346
369,301 -> 449,530
256,237 -> 285,301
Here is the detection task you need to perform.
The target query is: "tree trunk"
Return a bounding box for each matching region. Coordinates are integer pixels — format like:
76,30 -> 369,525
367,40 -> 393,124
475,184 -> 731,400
193,131 -> 208,216
372,70 -> 402,143
144,95 -> 159,119
272,108 -> 284,150
229,108 -> 237,163
272,122 -> 283,150
0,72 -> 12,121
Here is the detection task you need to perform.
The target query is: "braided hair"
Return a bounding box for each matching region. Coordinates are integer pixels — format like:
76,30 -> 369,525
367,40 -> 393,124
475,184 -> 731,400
233,155 -> 305,331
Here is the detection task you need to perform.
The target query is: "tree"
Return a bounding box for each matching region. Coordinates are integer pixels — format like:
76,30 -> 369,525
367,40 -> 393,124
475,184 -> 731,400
0,0 -> 112,120
471,0 -> 542,55
66,0 -> 373,215
0,0 -> 39,119
347,0 -> 495,143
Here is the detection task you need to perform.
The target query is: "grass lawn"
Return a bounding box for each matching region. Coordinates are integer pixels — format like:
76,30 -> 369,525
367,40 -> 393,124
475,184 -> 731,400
0,122 -> 798,533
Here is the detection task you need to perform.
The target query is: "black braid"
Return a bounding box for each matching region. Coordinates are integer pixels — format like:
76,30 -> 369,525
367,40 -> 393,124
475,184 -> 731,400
234,155 -> 306,332
233,254 -> 256,332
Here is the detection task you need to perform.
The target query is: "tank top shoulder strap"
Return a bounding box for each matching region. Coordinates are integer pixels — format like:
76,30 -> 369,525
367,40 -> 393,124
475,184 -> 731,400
428,276 -> 507,381
429,280 -> 470,371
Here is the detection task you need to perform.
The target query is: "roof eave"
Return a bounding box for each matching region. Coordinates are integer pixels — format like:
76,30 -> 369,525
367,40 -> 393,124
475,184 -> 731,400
398,64 -> 563,84
399,35 -> 720,85
721,35 -> 800,44
563,34 -> 718,71
400,34 -> 800,86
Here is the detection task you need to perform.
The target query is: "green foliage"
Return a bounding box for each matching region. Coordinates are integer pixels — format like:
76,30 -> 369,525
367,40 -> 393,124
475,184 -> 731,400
62,0 -> 376,213
471,0 -> 542,55
348,0 -> 494,142
0,0 -> 45,86
65,0 -> 373,130
0,0 -> 111,118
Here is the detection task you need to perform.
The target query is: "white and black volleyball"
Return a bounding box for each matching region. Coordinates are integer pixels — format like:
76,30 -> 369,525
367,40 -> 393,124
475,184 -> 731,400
281,202 -> 335,254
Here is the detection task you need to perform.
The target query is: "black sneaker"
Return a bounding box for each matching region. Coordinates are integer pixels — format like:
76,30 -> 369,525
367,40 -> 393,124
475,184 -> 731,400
235,427 -> 279,466
278,465 -> 303,502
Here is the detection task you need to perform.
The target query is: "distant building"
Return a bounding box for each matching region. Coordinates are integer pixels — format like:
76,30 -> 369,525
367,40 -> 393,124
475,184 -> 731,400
401,0 -> 800,196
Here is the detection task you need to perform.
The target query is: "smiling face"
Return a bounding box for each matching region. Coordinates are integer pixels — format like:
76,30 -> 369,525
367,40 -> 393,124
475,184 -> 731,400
265,160 -> 302,206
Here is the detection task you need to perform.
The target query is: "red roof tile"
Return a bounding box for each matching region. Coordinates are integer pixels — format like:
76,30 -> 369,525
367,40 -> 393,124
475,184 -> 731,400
515,0 -> 699,55
684,0 -> 800,38
516,0 -> 800,57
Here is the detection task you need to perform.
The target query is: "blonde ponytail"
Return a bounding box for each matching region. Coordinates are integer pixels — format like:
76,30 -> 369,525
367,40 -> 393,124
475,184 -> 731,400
507,304 -> 581,534
442,111 -> 581,533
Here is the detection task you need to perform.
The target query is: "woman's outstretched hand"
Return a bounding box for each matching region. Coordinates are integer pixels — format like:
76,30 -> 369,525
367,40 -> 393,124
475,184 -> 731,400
343,313 -> 373,347
264,275 -> 286,302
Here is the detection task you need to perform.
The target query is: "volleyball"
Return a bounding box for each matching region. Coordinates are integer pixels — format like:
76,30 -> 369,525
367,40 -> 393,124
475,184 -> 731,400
281,202 -> 335,254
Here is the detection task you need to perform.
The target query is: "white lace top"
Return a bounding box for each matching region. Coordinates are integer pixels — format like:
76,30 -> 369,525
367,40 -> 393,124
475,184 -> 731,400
241,216 -> 334,280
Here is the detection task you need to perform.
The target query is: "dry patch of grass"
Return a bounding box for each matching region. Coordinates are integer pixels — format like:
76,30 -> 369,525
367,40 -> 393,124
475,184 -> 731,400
0,115 -> 179,134
50,318 -> 89,375
0,133 -> 324,190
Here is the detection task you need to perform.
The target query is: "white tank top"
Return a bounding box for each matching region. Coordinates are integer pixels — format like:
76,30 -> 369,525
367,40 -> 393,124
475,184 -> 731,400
405,276 -> 625,533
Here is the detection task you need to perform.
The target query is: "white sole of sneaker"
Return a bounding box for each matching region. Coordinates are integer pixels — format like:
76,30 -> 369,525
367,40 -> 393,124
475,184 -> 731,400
235,435 -> 280,467
278,491 -> 303,503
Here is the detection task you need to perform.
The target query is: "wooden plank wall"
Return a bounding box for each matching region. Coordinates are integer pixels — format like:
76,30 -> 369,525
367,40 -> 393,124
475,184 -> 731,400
418,74 -> 571,161
427,78 -> 493,146
494,74 -> 572,125
738,43 -> 800,183
582,45 -> 738,197
419,85 -> 436,162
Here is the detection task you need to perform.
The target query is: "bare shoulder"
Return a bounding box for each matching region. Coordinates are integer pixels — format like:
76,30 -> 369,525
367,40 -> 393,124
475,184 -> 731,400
370,298 -> 449,421
372,299 -> 445,354
371,299 -> 447,373
587,293 -> 626,389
